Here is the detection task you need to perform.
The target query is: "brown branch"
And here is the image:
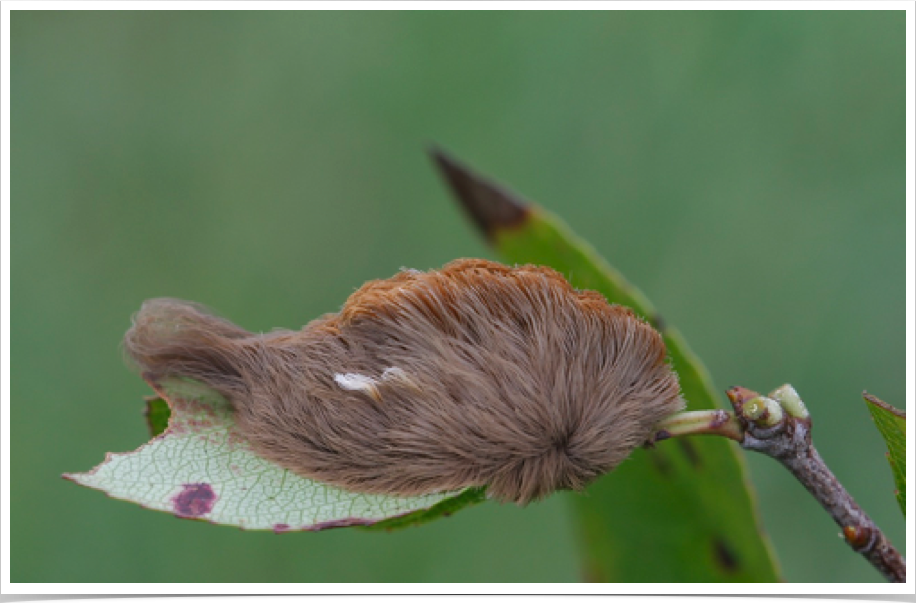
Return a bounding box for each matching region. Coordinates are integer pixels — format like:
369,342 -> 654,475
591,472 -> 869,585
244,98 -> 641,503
655,384 -> 906,583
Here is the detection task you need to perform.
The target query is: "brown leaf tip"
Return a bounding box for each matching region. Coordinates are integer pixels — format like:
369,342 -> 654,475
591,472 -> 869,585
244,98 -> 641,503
428,147 -> 530,241
863,391 -> 906,418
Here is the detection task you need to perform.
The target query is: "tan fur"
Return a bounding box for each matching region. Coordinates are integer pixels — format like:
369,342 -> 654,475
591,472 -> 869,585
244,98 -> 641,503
123,259 -> 683,504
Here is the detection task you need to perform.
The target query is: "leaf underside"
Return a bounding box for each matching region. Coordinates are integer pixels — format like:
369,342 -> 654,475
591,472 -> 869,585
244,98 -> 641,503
433,150 -> 781,582
864,393 -> 906,515
64,377 -> 475,532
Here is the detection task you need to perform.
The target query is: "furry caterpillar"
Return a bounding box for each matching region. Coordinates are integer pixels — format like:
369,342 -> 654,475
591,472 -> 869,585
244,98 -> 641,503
124,259 -> 683,504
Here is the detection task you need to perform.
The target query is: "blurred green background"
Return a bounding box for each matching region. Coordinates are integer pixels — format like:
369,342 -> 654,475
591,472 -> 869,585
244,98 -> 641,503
12,10 -> 904,582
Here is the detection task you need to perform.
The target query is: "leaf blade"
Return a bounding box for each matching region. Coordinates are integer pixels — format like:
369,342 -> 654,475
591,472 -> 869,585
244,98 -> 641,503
363,486 -> 489,532
433,150 -> 781,582
65,377 -> 474,532
863,392 -> 906,515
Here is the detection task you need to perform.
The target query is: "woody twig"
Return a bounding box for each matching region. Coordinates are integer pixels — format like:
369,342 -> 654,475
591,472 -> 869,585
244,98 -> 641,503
653,384 -> 906,583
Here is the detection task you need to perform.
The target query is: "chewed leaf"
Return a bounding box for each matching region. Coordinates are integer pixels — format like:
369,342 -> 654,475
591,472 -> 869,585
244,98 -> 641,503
64,377 -> 469,531
863,392 -> 906,515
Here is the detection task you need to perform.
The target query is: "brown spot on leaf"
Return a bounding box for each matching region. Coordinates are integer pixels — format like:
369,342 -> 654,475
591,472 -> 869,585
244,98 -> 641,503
172,483 -> 217,518
226,428 -> 248,447
648,448 -> 672,476
677,438 -> 701,469
171,398 -> 218,424
582,562 -> 608,582
713,538 -> 739,573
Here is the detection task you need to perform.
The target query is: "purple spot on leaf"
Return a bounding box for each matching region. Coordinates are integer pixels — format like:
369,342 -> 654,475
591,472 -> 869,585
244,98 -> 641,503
172,483 -> 217,518
273,523 -> 291,534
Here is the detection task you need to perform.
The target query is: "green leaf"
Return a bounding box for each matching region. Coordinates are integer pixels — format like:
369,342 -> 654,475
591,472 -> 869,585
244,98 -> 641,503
64,377 -> 475,532
143,396 -> 170,437
433,150 -> 781,582
863,392 -> 906,515
363,486 -> 488,532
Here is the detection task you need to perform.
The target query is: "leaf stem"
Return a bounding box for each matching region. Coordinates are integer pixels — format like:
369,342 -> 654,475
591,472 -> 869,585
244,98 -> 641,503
654,384 -> 906,583
652,409 -> 744,442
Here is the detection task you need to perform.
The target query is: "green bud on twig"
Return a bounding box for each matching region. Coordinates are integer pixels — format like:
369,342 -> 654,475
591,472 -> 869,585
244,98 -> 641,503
770,384 -> 809,420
